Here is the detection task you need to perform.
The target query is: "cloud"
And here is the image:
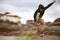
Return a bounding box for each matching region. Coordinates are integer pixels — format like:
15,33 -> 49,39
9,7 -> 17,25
45,4 -> 60,18
42,15 -> 54,22
56,0 -> 60,4
0,3 -> 34,24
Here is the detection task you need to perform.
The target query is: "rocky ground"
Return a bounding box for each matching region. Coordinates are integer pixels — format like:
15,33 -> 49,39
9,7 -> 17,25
16,26 -> 60,40
0,21 -> 60,40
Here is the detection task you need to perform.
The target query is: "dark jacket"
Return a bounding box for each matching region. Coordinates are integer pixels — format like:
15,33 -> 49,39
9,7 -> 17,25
34,1 -> 55,22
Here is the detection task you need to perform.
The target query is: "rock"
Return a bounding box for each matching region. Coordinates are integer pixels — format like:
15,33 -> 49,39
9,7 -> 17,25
53,18 -> 60,26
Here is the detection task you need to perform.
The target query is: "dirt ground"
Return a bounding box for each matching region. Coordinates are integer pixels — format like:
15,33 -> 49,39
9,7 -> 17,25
32,35 -> 60,40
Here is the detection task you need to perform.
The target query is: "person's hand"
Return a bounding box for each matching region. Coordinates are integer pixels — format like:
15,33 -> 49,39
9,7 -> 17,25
53,0 -> 56,3
34,22 -> 39,26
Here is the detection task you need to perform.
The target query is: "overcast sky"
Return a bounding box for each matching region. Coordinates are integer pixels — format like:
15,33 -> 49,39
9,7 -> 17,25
0,0 -> 60,24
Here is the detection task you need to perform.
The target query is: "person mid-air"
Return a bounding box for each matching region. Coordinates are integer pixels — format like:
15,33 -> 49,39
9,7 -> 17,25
34,0 -> 55,34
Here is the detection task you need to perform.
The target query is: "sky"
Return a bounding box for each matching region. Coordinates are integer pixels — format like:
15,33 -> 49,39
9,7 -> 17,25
0,0 -> 60,24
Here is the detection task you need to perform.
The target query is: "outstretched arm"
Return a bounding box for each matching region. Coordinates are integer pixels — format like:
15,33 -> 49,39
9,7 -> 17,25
44,0 -> 55,10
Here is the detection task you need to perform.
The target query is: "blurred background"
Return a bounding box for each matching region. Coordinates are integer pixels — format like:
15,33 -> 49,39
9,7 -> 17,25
0,0 -> 60,24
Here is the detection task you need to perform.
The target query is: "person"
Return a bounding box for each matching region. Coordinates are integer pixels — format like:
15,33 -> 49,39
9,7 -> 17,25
34,0 -> 55,35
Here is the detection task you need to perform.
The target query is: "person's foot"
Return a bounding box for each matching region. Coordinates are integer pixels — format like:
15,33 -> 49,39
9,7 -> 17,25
37,29 -> 44,37
39,34 -> 44,37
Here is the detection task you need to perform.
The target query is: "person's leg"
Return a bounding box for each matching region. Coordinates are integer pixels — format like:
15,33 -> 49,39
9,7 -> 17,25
34,13 -> 40,26
37,18 -> 46,37
38,18 -> 46,34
